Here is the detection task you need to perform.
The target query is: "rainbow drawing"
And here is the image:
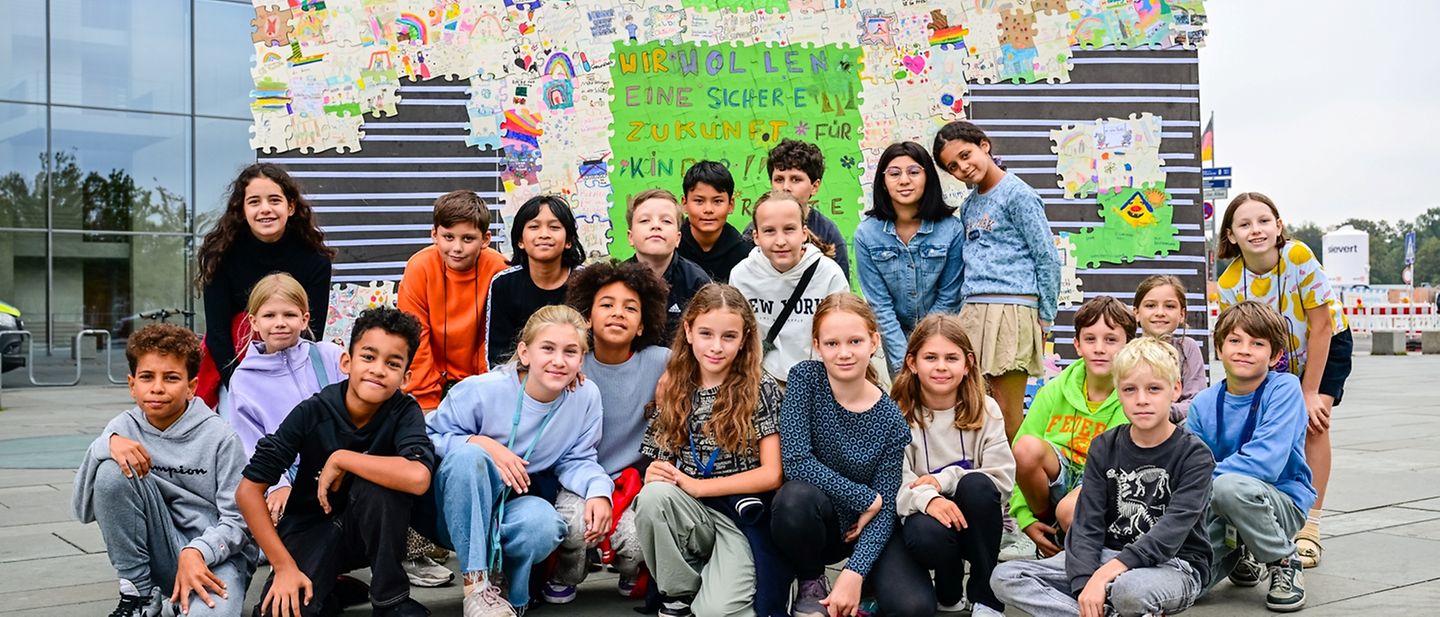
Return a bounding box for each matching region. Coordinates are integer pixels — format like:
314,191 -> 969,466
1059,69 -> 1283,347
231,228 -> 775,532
543,52 -> 576,79
395,13 -> 428,44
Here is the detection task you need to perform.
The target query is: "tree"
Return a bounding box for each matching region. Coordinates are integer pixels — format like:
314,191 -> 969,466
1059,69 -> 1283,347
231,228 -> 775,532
1287,222 -> 1323,254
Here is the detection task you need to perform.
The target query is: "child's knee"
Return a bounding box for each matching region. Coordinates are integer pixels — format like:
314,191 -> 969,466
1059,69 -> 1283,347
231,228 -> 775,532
1211,474 -> 1263,514
1012,436 -> 1052,471
1055,488 -> 1081,529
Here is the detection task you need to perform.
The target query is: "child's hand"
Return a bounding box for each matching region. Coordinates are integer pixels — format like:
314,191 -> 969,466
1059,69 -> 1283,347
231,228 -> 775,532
477,439 -> 531,493
316,452 -> 349,515
924,496 -> 968,529
266,486 -> 292,525
1304,392 -> 1331,434
260,565 -> 313,617
844,494 -> 884,542
818,569 -> 863,617
645,460 -> 679,484
1024,521 -> 1062,557
583,497 -> 613,543
567,369 -> 587,391
1077,576 -> 1107,617
109,434 -> 151,478
171,547 -> 226,614
909,475 -> 941,491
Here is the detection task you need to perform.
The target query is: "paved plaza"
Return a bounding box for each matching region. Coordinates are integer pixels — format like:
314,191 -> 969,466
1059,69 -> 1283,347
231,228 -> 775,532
3,351 -> 1439,616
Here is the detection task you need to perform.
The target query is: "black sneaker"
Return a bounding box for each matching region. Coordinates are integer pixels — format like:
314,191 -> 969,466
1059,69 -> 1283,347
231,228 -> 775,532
1265,557 -> 1306,612
109,592 -> 158,617
1229,549 -> 1267,587
374,597 -> 432,617
657,594 -> 695,617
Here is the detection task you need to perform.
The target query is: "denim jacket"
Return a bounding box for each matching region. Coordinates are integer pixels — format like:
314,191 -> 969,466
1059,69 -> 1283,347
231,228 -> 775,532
854,215 -> 965,373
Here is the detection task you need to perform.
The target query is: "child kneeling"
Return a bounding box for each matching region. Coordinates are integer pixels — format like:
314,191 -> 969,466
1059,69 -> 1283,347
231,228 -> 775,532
989,337 -> 1216,617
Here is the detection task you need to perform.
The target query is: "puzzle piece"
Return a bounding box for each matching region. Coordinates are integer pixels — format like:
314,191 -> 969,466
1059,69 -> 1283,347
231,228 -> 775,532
251,4 -> 295,47
1070,183 -> 1181,268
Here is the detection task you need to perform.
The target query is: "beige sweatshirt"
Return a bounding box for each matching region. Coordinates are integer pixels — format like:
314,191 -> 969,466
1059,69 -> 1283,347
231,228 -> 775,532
897,396 -> 1017,518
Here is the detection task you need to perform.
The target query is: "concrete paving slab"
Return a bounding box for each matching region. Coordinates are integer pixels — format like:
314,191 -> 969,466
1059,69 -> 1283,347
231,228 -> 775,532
1319,505 -> 1440,539
0,531 -> 85,563
1189,569 -> 1391,614
1320,467 -> 1440,513
0,501 -> 80,528
1317,531 -> 1440,587
0,552 -> 114,595
1331,446 -> 1440,473
1296,578 -> 1440,617
1405,497 -> 1440,511
1376,517 -> 1440,542
0,581 -> 120,613
54,524 -> 107,554
0,468 -> 78,489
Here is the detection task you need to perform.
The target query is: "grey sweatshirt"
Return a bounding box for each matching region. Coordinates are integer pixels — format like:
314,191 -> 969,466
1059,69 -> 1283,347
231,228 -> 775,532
73,399 -> 253,567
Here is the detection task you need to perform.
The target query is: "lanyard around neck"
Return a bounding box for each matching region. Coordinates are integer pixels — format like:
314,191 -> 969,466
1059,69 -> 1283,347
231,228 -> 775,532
1216,374 -> 1269,448
507,373 -> 564,462
921,409 -> 973,474
686,398 -> 722,477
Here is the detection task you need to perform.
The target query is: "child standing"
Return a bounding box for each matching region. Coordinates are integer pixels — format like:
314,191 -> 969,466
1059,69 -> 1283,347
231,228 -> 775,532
742,139 -> 850,278
237,307 -> 436,617
74,325 -> 255,617
678,161 -> 754,283
1189,302 -> 1315,612
486,195 -> 586,368
626,188 -> 711,342
853,141 -> 965,376
1216,192 -> 1350,567
399,190 -> 510,410
541,261 -> 673,602
732,191 -> 850,384
427,305 -> 613,617
194,163 -> 334,405
771,294 -> 930,617
1011,296 -> 1137,557
225,273 -> 344,527
634,283 -> 787,617
933,120 -> 1061,441
893,315 -> 1015,615
1133,274 -> 1207,423
990,337 -> 1216,617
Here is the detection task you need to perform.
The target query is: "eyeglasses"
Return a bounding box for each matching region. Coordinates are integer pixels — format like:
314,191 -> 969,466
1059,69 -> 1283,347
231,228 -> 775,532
884,165 -> 925,179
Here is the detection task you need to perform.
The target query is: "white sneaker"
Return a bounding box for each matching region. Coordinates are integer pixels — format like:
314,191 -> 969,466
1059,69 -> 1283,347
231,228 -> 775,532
971,603 -> 1006,616
937,597 -> 970,612
403,555 -> 455,587
1000,529 -> 1037,561
463,581 -> 516,617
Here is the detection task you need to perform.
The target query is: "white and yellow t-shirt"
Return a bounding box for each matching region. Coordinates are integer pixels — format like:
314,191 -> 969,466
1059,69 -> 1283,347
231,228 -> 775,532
1217,240 -> 1348,375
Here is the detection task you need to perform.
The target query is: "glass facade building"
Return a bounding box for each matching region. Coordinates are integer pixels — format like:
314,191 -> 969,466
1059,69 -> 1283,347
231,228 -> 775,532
0,0 -> 257,349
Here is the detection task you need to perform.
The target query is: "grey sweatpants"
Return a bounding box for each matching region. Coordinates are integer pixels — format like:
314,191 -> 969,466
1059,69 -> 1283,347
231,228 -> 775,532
552,488 -> 642,585
991,549 -> 1203,617
1205,473 -> 1305,587
634,482 -> 756,617
91,461 -> 252,616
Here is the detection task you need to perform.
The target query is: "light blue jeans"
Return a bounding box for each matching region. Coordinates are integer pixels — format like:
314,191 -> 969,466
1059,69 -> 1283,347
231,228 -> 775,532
432,445 -> 567,608
991,549 -> 1203,617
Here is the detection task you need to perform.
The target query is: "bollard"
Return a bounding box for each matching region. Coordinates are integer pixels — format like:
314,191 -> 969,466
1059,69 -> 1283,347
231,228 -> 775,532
1371,330 -> 1407,355
1424,331 -> 1440,355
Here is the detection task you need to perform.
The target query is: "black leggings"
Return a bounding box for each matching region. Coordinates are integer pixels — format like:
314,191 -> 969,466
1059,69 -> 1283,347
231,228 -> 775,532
770,480 -> 934,617
901,473 -> 1004,611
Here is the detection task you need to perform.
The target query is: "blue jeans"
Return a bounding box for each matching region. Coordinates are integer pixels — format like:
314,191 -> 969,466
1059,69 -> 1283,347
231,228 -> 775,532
432,445 -> 567,608
992,549 -> 1202,617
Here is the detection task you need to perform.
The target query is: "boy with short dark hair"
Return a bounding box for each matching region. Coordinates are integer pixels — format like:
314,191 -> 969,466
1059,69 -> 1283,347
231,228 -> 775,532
989,337 -> 1216,617
744,138 -> 850,279
625,187 -> 710,341
677,160 -> 753,282
238,307 -> 437,617
1188,301 -> 1315,612
1010,296 -> 1138,557
74,324 -> 255,617
399,189 -> 510,411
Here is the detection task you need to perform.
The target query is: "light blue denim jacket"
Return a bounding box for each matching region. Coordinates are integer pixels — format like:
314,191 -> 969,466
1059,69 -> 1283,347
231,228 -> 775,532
854,215 -> 965,373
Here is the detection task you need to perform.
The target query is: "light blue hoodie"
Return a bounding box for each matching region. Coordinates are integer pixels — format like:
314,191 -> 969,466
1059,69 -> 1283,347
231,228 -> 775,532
1187,371 -> 1316,514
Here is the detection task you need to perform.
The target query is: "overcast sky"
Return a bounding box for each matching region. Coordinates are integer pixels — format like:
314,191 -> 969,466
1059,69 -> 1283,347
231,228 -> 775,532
1198,0 -> 1440,229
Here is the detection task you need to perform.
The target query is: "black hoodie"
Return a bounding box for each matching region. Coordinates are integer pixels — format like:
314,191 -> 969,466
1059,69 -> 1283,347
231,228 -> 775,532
678,220 -> 754,284
242,380 -> 436,534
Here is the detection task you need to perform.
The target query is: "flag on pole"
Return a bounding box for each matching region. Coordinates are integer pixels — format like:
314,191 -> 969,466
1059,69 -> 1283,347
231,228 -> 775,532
1201,113 -> 1214,164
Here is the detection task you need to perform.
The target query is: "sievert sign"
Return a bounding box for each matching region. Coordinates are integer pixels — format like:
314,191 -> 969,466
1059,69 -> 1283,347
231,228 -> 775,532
1322,226 -> 1369,286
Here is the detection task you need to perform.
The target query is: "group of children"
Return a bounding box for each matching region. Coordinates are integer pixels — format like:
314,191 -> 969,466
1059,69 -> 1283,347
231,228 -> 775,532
77,120 -> 1353,617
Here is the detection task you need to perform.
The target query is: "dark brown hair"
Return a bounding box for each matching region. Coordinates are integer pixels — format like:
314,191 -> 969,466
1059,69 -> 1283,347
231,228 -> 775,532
1215,301 -> 1288,358
433,190 -> 492,230
892,314 -> 987,431
767,138 -> 825,182
1073,295 -> 1139,342
565,260 -> 671,350
197,163 -> 333,289
127,324 -> 202,378
1217,192 -> 1288,260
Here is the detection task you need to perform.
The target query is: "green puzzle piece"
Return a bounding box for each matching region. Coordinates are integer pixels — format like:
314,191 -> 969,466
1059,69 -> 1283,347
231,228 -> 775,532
684,0 -> 790,14
1070,183 -> 1181,268
605,41 -> 865,260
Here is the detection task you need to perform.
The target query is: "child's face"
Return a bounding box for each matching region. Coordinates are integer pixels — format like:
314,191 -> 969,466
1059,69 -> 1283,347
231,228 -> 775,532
243,176 -> 293,243
627,198 -> 682,258
519,205 -> 571,265
432,221 -> 490,272
771,168 -> 819,205
251,297 -> 309,352
936,139 -> 993,186
1075,319 -> 1128,378
685,308 -> 745,384
340,328 -> 412,406
1219,326 -> 1281,382
127,352 -> 196,429
684,182 -> 734,236
1225,199 -> 1283,261
752,198 -> 808,273
517,323 -> 585,394
883,155 -> 926,209
814,311 -> 880,383
906,335 -> 969,402
1117,364 -> 1179,431
1136,286 -> 1185,338
591,281 -> 643,351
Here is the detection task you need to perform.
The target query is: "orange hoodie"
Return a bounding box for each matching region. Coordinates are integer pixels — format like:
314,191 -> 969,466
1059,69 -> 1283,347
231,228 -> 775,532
399,244 -> 509,409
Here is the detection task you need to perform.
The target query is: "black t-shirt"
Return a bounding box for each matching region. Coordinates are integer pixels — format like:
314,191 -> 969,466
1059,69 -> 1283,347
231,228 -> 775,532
678,221 -> 752,284
484,265 -> 572,368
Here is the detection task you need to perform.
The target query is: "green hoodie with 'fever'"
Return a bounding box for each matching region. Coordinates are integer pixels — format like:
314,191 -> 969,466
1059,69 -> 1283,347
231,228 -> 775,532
1009,358 -> 1130,531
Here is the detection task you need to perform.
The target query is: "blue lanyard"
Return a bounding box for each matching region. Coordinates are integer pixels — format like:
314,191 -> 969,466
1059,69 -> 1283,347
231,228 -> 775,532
489,373 -> 563,572
687,424 -> 722,478
921,421 -> 973,474
1216,374 -> 1269,451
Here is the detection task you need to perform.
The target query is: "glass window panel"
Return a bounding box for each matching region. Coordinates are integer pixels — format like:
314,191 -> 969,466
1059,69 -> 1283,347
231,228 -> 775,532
196,116 -> 255,233
50,231 -> 189,339
0,231 -> 46,343
0,102 -> 49,229
50,0 -> 191,114
0,1 -> 48,103
196,0 -> 256,119
50,107 -> 190,233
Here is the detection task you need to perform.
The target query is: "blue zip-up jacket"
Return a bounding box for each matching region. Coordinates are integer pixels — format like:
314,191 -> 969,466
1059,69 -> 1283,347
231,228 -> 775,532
1187,371 -> 1316,514
958,172 -> 1061,323
853,215 -> 965,372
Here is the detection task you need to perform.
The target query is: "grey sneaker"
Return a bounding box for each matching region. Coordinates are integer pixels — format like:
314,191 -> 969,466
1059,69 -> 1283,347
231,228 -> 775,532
1000,529 -> 1037,561
462,582 -> 516,617
791,577 -> 831,617
404,555 -> 455,587
1229,549 -> 1267,587
1266,558 -> 1306,612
